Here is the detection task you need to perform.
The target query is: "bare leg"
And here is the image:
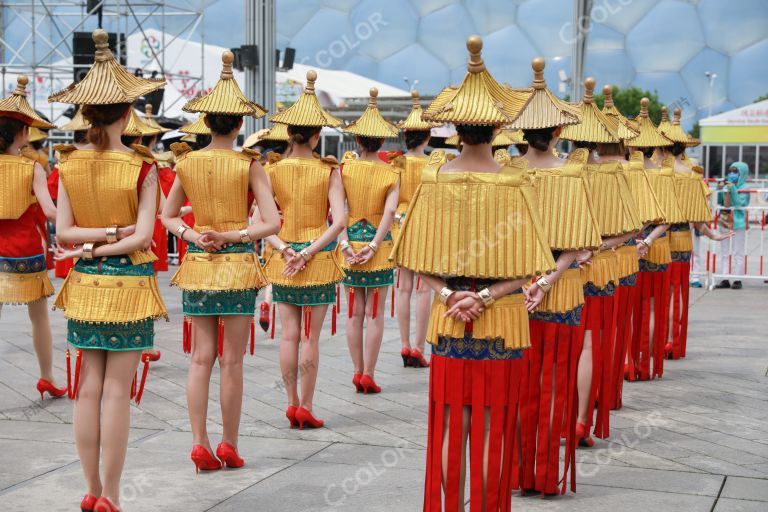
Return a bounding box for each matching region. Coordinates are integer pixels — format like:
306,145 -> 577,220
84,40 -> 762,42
100,350 -> 142,506
299,304 -> 328,411
278,304 -> 301,407
441,406 -> 471,511
414,283 -> 432,353
187,316 -> 218,451
577,332 -> 593,425
346,286 -> 365,374
395,269 -> 414,350
27,299 -> 57,383
73,349 -> 106,498
219,315 -> 250,447
363,287 -> 387,377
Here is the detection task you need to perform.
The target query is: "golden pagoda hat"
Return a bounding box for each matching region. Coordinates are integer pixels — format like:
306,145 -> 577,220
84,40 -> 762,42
270,70 -> 341,127
183,51 -> 266,117
179,114 -> 211,135
600,85 -> 639,140
28,127 -> 48,143
506,129 -> 528,145
423,36 -> 531,125
625,98 -> 673,148
657,106 -> 672,134
0,76 -> 56,129
60,108 -> 91,131
123,109 -> 160,137
660,107 -> 692,144
142,104 -> 170,133
180,133 -> 197,143
398,90 -> 439,131
344,88 -> 399,138
260,122 -> 290,141
560,77 -> 620,143
49,30 -> 165,105
507,58 -> 581,130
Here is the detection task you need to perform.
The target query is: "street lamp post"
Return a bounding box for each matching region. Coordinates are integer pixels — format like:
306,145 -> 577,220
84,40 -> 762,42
705,71 -> 717,118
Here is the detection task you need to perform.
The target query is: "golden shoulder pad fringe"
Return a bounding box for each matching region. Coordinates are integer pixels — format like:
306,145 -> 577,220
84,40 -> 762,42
263,249 -> 346,288
427,294 -> 530,350
584,162 -> 642,237
674,173 -> 711,223
535,267 -> 584,314
531,150 -> 603,251
615,244 -> 640,279
391,155 -> 428,213
54,272 -> 168,323
390,151 -> 556,280
342,159 -> 399,228
341,241 -> 395,273
267,157 -> 334,242
171,252 -> 267,291
0,155 -> 36,219
581,250 -> 619,289
623,154 -> 665,224
643,236 -> 672,266
670,230 -> 693,253
648,161 -> 686,225
0,271 -> 54,304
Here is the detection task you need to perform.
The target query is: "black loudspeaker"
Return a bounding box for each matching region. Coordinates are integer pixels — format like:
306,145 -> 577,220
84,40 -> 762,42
72,31 -> 126,82
230,48 -> 243,71
240,45 -> 258,68
282,48 -> 295,70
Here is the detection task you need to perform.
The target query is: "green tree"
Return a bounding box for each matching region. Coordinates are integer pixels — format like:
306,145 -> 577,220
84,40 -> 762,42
690,121 -> 700,139
594,86 -> 664,124
754,93 -> 768,102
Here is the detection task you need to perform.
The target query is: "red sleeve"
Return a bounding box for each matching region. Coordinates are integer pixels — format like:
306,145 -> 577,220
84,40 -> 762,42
137,162 -> 153,192
158,167 -> 176,196
48,167 -> 59,202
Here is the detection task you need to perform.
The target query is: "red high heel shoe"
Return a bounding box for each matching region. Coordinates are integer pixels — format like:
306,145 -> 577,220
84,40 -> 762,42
664,342 -> 674,359
36,378 -> 66,399
144,350 -> 161,362
408,348 -> 430,368
400,347 -> 412,367
352,372 -> 364,393
80,493 -> 98,512
575,422 -> 595,448
359,374 -> 381,394
295,406 -> 324,429
216,442 -> 245,468
93,496 -> 120,511
286,405 -> 299,428
258,301 -> 270,332
190,445 -> 222,473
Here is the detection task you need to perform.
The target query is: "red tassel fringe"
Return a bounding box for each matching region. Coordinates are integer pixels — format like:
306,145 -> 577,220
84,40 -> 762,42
270,303 -> 276,340
303,307 -> 311,338
348,287 -> 355,318
66,348 -> 73,400
134,355 -> 150,405
217,318 -> 224,358
391,284 -> 395,318
372,288 -> 379,320
182,316 -> 192,354
250,318 -> 256,355
331,304 -> 337,335
71,349 -> 83,400
130,371 -> 137,399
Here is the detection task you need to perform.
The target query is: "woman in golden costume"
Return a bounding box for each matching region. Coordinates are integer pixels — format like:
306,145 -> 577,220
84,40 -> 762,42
624,98 -> 684,382
48,30 -> 168,512
262,70 -> 347,429
391,90 -> 437,369
658,108 -> 731,359
509,60 -> 601,491
0,76 -> 64,399
392,37 -> 555,510
340,88 -> 400,394
560,78 -> 642,445
162,52 -> 280,471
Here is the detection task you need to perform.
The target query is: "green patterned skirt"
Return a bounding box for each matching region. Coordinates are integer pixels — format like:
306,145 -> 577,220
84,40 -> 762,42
342,220 -> 394,288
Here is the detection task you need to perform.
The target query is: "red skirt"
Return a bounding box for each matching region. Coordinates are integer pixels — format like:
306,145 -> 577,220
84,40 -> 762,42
54,257 -> 74,279
581,295 -> 615,440
517,320 -> 581,495
424,355 -> 522,512
611,282 -> 636,409
630,270 -> 670,381
668,261 -> 690,360
152,218 -> 169,272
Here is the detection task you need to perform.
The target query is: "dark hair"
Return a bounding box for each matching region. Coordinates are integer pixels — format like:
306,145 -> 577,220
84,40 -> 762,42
573,140 -> 597,151
641,147 -> 655,159
141,134 -> 157,148
523,127 -> 557,152
0,117 -> 26,153
81,103 -> 132,149
597,142 -> 625,157
256,140 -> 289,155
669,142 -> 686,156
30,139 -> 45,151
206,114 -> 242,136
356,135 -> 384,153
73,130 -> 88,144
456,124 -> 495,145
405,130 -> 430,150
514,143 -> 528,156
191,134 -> 211,150
121,135 -> 139,146
287,125 -> 321,146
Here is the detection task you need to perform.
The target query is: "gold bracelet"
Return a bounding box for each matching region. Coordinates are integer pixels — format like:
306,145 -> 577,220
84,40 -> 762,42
478,287 -> 495,306
299,249 -> 312,261
176,225 -> 188,240
438,287 -> 454,305
277,243 -> 288,254
105,226 -> 118,244
535,276 -> 552,293
82,242 -> 95,260
239,229 -> 252,244
340,240 -> 351,251
368,240 -> 379,252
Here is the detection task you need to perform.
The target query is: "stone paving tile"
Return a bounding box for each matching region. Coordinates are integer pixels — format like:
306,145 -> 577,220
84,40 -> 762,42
714,498 -> 768,511
720,476 -> 768,502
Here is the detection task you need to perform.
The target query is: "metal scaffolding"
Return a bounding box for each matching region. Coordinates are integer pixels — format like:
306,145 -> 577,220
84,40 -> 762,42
0,0 -> 207,124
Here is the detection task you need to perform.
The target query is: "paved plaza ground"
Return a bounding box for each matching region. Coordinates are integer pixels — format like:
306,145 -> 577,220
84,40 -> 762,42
0,271 -> 767,511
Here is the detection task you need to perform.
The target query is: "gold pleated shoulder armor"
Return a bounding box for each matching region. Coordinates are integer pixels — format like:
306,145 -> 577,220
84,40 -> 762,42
390,154 -> 427,214
622,151 -> 665,224
391,150 -> 555,280
0,150 -> 37,220
494,148 -> 512,166
268,154 -> 336,242
647,156 -> 686,225
56,145 -> 158,264
342,151 -> 400,228
530,148 -> 602,251
674,170 -> 711,223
